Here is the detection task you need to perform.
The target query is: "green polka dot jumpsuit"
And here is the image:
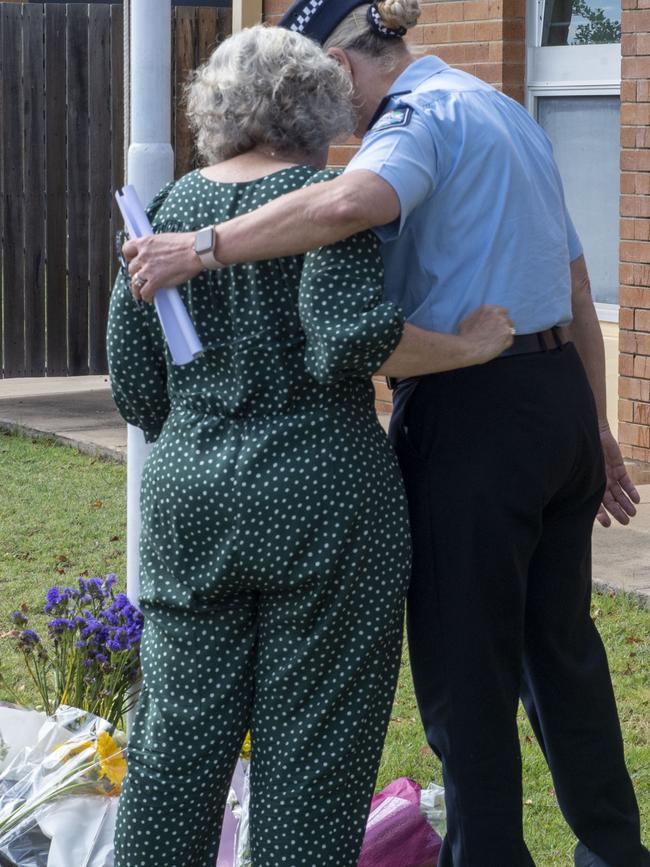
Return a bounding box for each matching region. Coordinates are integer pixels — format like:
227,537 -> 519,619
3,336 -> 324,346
107,167 -> 411,867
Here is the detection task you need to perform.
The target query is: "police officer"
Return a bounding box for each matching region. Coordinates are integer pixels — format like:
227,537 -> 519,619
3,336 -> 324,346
123,1 -> 649,864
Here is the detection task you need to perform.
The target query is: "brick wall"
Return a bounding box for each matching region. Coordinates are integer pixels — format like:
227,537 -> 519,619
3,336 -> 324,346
620,4 -> 650,463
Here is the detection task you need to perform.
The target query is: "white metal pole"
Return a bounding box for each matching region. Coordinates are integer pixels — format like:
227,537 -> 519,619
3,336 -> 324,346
126,0 -> 174,614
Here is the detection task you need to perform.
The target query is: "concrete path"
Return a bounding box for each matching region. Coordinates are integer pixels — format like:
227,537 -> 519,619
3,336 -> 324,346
0,366 -> 649,607
0,376 -> 126,462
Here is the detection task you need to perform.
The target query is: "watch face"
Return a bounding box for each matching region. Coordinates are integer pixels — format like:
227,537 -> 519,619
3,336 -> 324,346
195,226 -> 213,255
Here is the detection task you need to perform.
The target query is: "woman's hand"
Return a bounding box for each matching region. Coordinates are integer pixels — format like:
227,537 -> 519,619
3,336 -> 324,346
458,305 -> 515,364
596,426 -> 640,527
123,232 -> 204,303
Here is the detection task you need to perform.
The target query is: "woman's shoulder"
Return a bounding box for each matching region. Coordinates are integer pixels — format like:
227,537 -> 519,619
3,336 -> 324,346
301,167 -> 342,188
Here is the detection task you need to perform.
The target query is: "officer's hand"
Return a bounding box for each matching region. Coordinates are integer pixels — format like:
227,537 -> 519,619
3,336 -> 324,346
596,427 -> 640,527
124,232 -> 203,303
458,305 -> 514,364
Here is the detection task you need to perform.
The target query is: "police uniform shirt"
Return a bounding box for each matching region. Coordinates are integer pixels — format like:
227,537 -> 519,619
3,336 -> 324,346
345,56 -> 583,335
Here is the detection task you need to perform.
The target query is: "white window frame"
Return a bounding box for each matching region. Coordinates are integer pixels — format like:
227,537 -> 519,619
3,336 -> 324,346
526,0 -> 621,322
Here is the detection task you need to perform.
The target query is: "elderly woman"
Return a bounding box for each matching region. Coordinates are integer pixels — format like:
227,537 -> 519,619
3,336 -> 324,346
108,25 -> 511,867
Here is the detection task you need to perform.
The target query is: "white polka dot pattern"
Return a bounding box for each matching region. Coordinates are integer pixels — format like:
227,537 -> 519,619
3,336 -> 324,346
107,166 -> 412,867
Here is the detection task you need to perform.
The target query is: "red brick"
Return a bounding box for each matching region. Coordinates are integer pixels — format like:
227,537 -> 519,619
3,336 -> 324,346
635,308 -> 650,331
621,150 -> 650,172
620,307 -> 635,329
619,421 -> 650,448
634,355 -> 650,378
620,398 -> 635,422
621,240 -> 650,262
621,9 -> 650,31
620,353 -> 636,376
621,80 -> 637,102
621,219 -> 636,240
634,400 -> 650,424
620,376 -> 650,400
635,220 -> 650,240
622,103 -> 650,125
621,283 -> 650,305
463,0 -> 492,19
433,2 -> 465,23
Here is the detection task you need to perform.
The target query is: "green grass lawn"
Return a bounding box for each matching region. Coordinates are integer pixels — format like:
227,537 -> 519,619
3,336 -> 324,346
0,430 -> 648,864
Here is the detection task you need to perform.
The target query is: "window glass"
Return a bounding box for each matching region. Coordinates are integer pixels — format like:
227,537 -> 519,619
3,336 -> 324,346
538,96 -> 619,305
542,0 -> 621,45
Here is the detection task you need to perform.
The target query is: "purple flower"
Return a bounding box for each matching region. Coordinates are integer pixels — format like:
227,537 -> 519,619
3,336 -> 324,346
18,629 -> 41,647
44,586 -> 64,613
78,577 -> 88,593
10,610 -> 28,625
87,577 -> 106,598
47,617 -> 74,637
104,573 -> 118,591
113,593 -> 129,611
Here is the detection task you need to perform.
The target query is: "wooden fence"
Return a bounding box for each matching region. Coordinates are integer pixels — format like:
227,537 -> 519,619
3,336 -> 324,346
0,2 -> 231,377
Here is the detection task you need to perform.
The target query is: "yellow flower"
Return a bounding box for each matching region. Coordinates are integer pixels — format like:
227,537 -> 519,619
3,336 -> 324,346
95,731 -> 127,792
240,731 -> 251,761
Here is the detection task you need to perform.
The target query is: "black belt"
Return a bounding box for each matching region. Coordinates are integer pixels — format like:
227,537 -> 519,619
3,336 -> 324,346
500,325 -> 566,358
386,326 -> 567,391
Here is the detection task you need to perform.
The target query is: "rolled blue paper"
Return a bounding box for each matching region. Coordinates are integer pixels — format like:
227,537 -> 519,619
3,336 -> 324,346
115,185 -> 203,366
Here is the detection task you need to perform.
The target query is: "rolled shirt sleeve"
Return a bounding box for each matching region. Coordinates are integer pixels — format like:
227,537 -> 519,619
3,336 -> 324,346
565,207 -> 583,262
345,106 -> 439,243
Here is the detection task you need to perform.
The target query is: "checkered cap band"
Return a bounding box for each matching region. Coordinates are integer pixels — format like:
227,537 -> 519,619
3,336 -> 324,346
289,0 -> 326,33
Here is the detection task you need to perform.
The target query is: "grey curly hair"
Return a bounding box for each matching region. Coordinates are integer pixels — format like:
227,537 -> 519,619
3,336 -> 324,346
186,25 -> 356,164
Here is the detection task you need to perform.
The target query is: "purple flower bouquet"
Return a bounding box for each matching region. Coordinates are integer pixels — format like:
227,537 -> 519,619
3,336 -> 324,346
0,574 -> 143,730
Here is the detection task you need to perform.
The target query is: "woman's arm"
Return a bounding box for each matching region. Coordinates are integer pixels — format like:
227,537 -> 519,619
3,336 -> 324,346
565,254 -> 639,527
125,171 -> 398,301
107,271 -> 170,443
377,309 -> 514,377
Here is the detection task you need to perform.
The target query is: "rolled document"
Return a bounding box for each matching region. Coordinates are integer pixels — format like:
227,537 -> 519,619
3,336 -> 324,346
115,185 -> 203,366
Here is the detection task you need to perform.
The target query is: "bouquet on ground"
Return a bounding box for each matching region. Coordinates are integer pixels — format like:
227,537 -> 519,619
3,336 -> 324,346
0,705 -> 126,867
0,574 -> 142,865
0,574 -> 144,729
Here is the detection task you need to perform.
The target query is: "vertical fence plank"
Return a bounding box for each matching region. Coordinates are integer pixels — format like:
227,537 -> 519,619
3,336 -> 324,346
109,3 -> 124,293
217,8 -> 233,51
2,3 -> 25,376
66,2 -> 90,375
45,2 -> 68,376
23,3 -> 46,376
173,6 -> 197,179
197,6 -> 219,67
89,4 -> 112,374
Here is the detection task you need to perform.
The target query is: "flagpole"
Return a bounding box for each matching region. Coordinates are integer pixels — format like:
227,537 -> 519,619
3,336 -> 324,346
125,0 -> 174,729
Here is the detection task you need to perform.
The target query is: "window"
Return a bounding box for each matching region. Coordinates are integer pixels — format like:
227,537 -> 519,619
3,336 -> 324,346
542,0 -> 621,46
526,0 -> 621,318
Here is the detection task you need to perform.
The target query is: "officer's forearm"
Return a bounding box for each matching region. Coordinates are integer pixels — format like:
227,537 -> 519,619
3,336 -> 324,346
214,171 -> 400,264
376,323 -> 484,377
565,255 -> 609,428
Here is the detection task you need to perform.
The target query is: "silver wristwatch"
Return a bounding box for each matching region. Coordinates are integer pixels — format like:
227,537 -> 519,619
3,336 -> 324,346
194,226 -> 224,270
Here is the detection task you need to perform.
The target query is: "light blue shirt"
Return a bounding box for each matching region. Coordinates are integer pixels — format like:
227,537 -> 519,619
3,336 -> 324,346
345,57 -> 582,335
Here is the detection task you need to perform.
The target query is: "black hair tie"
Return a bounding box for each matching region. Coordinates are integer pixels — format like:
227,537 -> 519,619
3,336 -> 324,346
367,2 -> 407,38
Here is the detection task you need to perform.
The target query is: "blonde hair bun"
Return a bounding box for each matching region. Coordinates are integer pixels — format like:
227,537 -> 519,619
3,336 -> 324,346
376,0 -> 421,30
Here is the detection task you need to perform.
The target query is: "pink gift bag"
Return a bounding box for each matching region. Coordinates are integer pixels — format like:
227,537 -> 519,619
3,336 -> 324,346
359,778 -> 443,867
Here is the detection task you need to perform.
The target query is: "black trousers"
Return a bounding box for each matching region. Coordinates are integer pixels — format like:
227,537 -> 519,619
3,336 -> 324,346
389,343 -> 648,867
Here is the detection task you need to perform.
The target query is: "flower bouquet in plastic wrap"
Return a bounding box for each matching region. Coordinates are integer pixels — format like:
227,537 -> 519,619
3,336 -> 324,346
0,574 -> 143,866
0,705 -> 126,867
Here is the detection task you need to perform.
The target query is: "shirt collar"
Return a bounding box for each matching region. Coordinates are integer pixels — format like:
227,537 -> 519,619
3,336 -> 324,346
365,55 -> 449,132
387,55 -> 449,95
